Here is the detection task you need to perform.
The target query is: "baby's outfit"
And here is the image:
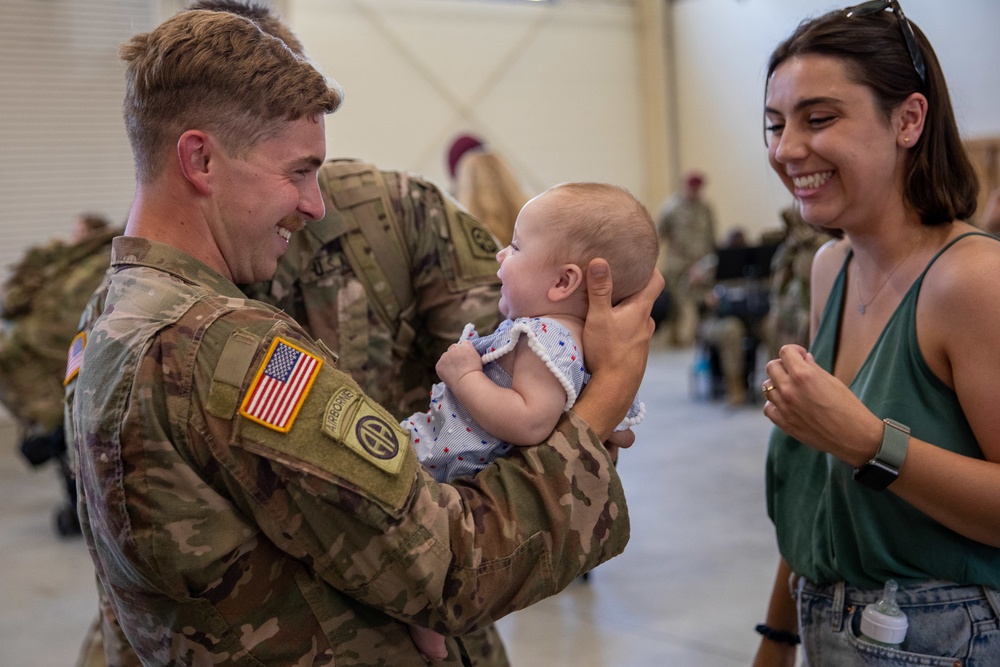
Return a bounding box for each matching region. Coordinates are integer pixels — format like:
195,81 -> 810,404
404,316 -> 645,482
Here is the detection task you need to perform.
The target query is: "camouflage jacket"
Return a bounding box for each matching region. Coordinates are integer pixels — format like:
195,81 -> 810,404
656,195 -> 717,276
765,212 -> 833,358
243,159 -> 502,420
72,237 -> 628,666
0,226 -> 119,430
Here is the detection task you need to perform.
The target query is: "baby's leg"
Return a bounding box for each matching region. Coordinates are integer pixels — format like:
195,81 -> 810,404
409,624 -> 448,661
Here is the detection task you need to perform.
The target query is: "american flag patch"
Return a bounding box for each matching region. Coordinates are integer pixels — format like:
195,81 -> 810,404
63,331 -> 86,386
239,337 -> 322,433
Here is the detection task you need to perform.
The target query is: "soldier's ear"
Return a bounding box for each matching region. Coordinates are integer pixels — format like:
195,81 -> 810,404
548,263 -> 584,303
177,130 -> 214,196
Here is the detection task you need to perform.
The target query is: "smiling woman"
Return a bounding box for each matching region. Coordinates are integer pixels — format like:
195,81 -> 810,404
752,3 -> 1000,666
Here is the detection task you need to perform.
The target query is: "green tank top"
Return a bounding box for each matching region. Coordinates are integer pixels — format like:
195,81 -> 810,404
766,232 -> 1000,590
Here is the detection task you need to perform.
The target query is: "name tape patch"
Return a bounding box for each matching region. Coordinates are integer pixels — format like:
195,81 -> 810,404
239,337 -> 322,433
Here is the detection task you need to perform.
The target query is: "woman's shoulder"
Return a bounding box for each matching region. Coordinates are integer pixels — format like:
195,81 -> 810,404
809,237 -> 850,291
923,226 -> 1000,301
917,225 -> 1000,397
812,236 -> 850,268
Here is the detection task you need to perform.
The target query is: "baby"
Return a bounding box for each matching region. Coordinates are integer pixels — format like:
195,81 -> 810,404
402,181 -> 659,660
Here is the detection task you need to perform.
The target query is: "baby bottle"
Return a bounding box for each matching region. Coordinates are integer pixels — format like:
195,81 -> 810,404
860,579 -> 908,647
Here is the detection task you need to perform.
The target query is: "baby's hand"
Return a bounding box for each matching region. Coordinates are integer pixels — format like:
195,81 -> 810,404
436,341 -> 483,387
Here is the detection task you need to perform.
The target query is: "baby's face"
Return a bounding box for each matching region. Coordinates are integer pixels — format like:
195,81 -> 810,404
495,193 -> 563,320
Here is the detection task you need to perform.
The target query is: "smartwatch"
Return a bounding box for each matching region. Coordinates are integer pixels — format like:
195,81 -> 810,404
853,418 -> 909,491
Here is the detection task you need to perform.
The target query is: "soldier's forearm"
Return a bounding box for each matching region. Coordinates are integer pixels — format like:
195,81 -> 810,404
310,412 -> 627,635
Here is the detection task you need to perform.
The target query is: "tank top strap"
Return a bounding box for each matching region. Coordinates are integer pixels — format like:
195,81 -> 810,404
915,231 -> 998,283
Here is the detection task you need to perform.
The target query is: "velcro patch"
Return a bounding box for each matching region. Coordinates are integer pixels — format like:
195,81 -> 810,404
457,210 -> 500,260
64,331 -> 86,386
322,388 -> 407,476
240,337 -> 322,433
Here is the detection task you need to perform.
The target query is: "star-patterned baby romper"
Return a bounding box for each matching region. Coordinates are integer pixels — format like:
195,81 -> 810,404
404,316 -> 645,482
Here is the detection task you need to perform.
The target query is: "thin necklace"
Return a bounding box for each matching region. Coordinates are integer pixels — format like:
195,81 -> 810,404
855,243 -> 920,315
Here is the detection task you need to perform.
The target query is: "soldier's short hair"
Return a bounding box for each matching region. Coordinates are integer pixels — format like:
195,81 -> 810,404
121,10 -> 342,184
185,0 -> 306,56
543,182 -> 658,305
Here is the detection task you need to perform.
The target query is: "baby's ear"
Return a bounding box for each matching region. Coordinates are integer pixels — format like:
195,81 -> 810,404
548,263 -> 584,302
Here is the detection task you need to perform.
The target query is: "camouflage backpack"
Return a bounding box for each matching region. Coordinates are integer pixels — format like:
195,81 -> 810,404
0,227 -> 119,430
250,159 -> 501,418
313,159 -> 421,354
263,159 -> 498,346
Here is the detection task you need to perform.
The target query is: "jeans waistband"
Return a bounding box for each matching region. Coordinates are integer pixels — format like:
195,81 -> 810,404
793,576 -> 1000,640
798,577 -> 1000,609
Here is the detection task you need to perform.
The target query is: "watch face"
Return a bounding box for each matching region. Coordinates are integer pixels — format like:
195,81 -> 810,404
853,460 -> 899,491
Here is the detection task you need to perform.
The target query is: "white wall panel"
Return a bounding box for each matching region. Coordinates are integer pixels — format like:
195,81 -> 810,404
0,0 -> 154,286
290,0 -> 644,201
671,0 -> 1000,240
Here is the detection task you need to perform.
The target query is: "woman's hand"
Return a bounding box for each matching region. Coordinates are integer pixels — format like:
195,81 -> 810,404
762,344 -> 882,467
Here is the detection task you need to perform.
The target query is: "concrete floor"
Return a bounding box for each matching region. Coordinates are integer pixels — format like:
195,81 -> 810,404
0,346 -> 781,666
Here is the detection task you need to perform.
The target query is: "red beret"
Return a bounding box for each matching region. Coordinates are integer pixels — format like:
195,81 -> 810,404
447,134 -> 484,178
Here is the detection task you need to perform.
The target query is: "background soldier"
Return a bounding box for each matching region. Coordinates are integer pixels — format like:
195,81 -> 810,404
656,171 -> 718,347
244,158 -> 503,420
764,203 -> 837,359
0,214 -> 119,535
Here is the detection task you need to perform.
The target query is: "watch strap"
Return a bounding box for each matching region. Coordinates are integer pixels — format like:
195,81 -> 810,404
878,418 -> 910,470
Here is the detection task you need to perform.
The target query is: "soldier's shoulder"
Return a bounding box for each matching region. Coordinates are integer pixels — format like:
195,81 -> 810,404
201,308 -> 419,513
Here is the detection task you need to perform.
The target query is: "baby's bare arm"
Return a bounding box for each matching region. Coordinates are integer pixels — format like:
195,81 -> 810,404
447,338 -> 567,446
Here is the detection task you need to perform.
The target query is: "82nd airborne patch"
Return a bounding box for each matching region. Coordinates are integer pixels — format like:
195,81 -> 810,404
323,387 -> 406,476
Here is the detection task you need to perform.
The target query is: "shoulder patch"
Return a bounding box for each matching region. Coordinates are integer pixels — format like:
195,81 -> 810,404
207,330 -> 261,420
439,198 -> 503,290
63,331 -> 86,386
235,363 -> 417,512
239,337 -> 322,433
322,388 -> 407,476
461,211 -> 502,260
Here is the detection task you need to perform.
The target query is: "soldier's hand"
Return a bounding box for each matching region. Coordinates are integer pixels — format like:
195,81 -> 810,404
604,429 -> 635,464
436,340 -> 483,388
583,260 -> 662,377
575,260 -> 662,440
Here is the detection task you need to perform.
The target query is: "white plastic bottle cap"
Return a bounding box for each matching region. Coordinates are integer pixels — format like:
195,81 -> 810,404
860,604 -> 909,645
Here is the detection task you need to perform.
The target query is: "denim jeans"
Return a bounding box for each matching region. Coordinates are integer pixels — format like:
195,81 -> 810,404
795,578 -> 1000,666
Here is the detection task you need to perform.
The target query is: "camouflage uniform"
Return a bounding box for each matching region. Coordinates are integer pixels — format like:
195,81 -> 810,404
71,235 -> 627,665
244,158 -> 503,420
250,158 -> 508,665
0,226 -> 118,433
72,160 -> 511,666
0,226 -> 118,535
656,194 -> 717,346
764,206 -> 833,358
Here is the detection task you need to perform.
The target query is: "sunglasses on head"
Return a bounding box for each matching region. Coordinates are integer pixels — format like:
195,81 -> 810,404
845,0 -> 927,85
